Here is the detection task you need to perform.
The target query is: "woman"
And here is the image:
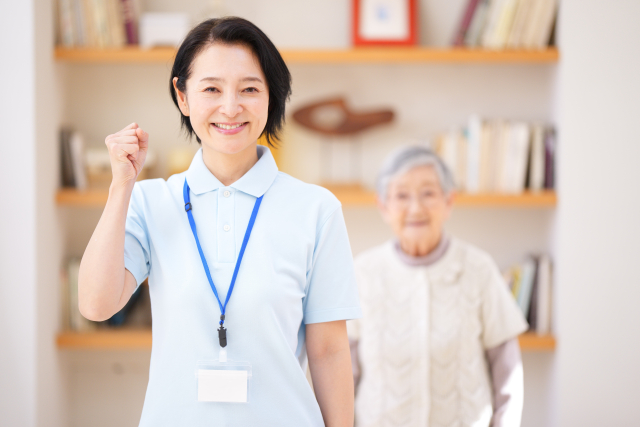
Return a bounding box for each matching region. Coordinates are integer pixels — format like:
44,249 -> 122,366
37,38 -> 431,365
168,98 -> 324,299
348,146 -> 528,427
78,17 -> 360,426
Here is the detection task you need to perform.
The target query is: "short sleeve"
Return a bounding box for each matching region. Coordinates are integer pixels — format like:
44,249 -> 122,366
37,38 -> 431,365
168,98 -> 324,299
303,207 -> 362,324
481,257 -> 529,349
124,183 -> 151,288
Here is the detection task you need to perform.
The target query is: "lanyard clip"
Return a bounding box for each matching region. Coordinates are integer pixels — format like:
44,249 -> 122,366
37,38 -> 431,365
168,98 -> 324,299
185,202 -> 192,212
218,326 -> 227,348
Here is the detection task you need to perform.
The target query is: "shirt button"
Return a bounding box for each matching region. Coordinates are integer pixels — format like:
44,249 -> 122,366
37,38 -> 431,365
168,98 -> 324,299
223,224 -> 231,232
223,190 -> 231,198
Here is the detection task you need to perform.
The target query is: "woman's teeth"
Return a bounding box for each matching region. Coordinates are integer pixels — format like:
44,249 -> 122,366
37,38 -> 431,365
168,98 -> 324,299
214,123 -> 244,130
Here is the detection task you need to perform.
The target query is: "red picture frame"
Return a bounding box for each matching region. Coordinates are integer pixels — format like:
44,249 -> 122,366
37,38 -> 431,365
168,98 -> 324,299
353,0 -> 418,46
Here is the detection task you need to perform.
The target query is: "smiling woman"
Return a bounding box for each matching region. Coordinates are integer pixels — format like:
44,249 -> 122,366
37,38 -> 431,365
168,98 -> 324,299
77,17 -> 360,427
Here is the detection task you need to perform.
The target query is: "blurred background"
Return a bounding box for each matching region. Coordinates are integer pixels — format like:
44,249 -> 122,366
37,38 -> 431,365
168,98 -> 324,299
1,0 -> 639,426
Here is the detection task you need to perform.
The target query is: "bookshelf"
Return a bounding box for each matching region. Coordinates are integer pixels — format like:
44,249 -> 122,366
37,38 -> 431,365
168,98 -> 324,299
54,46 -> 559,64
56,187 -> 557,208
56,329 -> 555,351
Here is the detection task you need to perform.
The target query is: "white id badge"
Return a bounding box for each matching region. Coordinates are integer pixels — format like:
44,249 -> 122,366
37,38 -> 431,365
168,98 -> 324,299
196,350 -> 252,403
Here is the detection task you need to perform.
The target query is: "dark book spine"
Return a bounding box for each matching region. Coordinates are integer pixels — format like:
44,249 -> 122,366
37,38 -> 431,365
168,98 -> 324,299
120,0 -> 138,44
60,129 -> 75,188
544,127 -> 556,189
453,0 -> 482,46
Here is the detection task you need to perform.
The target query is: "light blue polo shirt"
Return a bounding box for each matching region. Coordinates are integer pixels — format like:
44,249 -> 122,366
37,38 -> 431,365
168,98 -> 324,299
124,145 -> 361,426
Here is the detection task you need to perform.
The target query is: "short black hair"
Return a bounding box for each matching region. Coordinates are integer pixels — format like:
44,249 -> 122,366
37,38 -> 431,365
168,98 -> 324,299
170,17 -> 292,146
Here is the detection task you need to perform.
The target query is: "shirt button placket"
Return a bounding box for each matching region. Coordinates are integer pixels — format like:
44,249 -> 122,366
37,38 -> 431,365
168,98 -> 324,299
217,188 -> 235,263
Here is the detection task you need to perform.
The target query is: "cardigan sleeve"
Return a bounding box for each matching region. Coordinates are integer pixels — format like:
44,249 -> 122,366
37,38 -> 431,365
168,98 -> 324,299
480,257 -> 529,349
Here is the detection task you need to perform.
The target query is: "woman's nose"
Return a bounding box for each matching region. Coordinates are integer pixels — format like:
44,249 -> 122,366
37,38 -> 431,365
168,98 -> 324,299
219,93 -> 243,117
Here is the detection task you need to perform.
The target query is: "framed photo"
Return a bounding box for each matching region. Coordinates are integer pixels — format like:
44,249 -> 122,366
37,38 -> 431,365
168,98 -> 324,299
353,0 -> 417,46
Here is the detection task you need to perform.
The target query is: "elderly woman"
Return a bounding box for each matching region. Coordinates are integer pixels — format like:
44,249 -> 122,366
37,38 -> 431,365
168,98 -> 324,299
348,146 -> 528,427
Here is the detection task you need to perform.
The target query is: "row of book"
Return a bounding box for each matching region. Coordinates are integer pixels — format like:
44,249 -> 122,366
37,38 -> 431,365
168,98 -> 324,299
433,117 -> 556,194
503,254 -> 552,334
452,0 -> 558,49
60,128 -> 156,189
56,0 -> 140,48
62,258 -> 151,331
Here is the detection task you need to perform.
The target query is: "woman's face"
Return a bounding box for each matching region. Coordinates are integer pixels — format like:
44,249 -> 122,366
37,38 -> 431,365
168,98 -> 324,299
379,165 -> 453,249
173,43 -> 269,155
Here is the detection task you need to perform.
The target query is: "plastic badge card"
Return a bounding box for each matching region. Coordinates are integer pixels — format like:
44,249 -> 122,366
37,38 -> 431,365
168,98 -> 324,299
196,350 -> 252,403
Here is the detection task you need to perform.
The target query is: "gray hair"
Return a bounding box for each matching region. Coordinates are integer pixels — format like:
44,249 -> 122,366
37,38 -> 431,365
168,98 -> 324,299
376,145 -> 455,201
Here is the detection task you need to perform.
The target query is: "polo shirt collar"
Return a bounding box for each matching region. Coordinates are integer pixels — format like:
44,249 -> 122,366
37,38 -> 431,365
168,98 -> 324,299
185,145 -> 278,197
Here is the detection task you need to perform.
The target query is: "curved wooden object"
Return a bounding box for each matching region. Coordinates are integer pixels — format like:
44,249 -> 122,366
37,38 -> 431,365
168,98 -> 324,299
292,98 -> 394,136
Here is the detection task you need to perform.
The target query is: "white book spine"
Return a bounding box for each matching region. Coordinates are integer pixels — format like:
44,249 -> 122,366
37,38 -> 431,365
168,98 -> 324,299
528,124 -> 545,191
465,115 -> 483,193
536,254 -> 552,334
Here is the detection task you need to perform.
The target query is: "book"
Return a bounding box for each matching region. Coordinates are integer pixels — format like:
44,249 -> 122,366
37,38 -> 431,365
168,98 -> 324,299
527,124 -> 545,191
465,0 -> 491,46
58,0 -> 76,47
481,0 -> 508,48
452,0 -> 482,46
120,0 -> 139,44
492,0 -> 520,49
536,254 -> 552,334
69,131 -> 88,190
465,115 -> 483,193
517,257 -> 536,318
527,256 -> 540,330
544,127 -> 556,189
106,0 -> 126,47
506,0 -> 533,48
506,122 -> 531,193
533,0 -> 558,48
60,129 -> 75,187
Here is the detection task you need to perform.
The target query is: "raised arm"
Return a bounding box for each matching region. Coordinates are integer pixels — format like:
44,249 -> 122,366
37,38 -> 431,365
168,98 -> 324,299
78,123 -> 149,321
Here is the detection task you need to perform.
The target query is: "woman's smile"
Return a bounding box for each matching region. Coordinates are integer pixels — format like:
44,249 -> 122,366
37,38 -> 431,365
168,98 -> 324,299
211,121 -> 249,135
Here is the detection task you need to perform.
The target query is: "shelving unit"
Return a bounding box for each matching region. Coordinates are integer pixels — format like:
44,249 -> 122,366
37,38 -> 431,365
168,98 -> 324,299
56,186 -> 557,208
56,329 -> 555,351
54,46 -> 559,64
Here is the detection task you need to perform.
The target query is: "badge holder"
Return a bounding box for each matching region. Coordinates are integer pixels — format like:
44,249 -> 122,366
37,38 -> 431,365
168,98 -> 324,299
196,348 -> 253,404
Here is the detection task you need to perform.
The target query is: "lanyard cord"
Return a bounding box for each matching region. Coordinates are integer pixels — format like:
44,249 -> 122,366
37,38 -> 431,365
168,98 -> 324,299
183,178 -> 263,330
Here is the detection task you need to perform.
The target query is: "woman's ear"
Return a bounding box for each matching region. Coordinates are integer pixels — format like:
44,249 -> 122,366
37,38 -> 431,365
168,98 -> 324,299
173,77 -> 190,116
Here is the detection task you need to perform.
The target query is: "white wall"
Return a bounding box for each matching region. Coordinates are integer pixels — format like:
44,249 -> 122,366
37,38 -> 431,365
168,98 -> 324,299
556,0 -> 640,425
0,0 -> 65,426
0,0 -> 38,425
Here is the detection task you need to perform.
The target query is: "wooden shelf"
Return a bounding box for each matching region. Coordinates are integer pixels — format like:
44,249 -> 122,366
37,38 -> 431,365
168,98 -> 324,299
56,187 -> 557,208
56,329 -> 152,350
56,329 -> 554,351
54,46 -> 559,64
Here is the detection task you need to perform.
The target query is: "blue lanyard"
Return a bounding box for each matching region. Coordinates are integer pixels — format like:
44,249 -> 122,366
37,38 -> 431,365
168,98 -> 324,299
183,178 -> 263,347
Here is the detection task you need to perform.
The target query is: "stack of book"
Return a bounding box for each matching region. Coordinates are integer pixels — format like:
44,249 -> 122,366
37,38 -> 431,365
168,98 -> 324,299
433,117 -> 556,194
56,0 -> 140,48
452,0 -> 558,49
503,254 -> 553,334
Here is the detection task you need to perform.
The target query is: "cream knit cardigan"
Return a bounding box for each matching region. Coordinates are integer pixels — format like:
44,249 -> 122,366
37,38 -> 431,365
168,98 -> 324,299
348,238 -> 528,427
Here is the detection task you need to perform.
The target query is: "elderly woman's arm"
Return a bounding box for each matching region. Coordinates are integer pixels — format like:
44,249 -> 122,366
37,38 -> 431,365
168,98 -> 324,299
307,320 -> 355,427
486,338 -> 524,427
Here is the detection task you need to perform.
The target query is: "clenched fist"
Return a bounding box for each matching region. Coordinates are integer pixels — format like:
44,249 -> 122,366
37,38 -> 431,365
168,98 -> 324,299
105,123 -> 149,186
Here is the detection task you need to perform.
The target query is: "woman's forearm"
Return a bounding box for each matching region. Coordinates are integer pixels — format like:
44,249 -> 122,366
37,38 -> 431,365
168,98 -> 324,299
309,345 -> 354,426
486,338 -> 524,427
78,181 -> 135,321
307,321 -> 355,427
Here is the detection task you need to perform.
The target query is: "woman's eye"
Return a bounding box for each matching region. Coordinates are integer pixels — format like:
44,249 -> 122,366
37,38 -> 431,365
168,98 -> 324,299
243,87 -> 258,93
204,87 -> 219,93
396,193 -> 409,200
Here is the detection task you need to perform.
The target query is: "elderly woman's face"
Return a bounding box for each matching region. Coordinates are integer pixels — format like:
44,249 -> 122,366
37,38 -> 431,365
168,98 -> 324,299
380,165 -> 453,249
174,43 -> 269,155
